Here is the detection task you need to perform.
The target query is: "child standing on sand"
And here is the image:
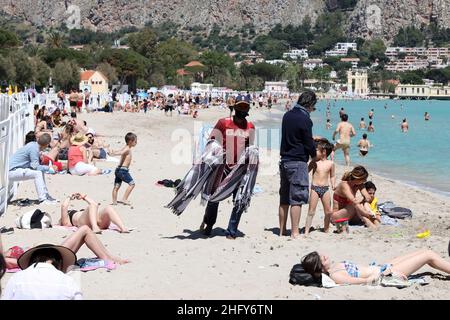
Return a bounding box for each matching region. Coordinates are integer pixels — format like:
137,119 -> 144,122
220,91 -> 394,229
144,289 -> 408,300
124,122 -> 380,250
305,138 -> 336,234
110,132 -> 137,206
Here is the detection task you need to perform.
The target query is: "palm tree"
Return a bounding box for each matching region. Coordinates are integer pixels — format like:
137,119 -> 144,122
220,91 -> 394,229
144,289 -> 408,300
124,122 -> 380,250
48,32 -> 64,48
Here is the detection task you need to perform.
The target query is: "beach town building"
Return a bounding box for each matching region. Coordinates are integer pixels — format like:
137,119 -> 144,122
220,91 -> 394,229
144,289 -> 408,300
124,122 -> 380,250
347,69 -> 368,95
386,56 -> 429,71
264,81 -> 289,95
191,82 -> 213,95
340,57 -> 360,69
283,49 -> 309,60
396,84 -> 450,99
265,59 -> 288,65
325,42 -> 357,57
79,70 -> 109,94
303,59 -> 324,70
240,51 -> 265,63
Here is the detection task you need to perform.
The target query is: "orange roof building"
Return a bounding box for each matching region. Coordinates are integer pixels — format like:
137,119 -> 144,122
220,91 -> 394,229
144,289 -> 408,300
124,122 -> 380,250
79,70 -> 109,94
185,61 -> 205,68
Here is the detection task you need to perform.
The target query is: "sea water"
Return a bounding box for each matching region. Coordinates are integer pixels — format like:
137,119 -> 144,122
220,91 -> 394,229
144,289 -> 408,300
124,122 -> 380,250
254,99 -> 450,197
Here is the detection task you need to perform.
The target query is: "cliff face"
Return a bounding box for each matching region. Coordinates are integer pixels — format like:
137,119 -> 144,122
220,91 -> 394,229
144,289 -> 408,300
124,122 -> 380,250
0,0 -> 325,32
347,0 -> 450,42
1,0 -> 449,42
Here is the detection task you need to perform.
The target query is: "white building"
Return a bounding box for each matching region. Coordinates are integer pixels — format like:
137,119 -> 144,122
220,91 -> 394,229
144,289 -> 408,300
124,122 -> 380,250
191,82 -> 213,95
264,81 -> 290,95
303,59 -> 324,70
396,84 -> 450,99
283,49 -> 309,60
265,59 -> 288,65
325,43 -> 357,57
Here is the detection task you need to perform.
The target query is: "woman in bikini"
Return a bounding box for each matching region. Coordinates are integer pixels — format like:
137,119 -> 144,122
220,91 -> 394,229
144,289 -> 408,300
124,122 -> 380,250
1,227 -> 129,270
300,248 -> 450,285
330,166 -> 379,229
60,193 -> 129,234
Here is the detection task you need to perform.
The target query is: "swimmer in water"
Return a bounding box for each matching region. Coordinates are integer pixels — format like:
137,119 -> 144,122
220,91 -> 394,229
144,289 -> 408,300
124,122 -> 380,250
326,118 -> 332,130
367,121 -> 375,132
368,109 -> 374,120
424,112 -> 430,121
401,118 -> 409,133
359,117 -> 366,130
333,114 -> 356,166
357,133 -> 372,157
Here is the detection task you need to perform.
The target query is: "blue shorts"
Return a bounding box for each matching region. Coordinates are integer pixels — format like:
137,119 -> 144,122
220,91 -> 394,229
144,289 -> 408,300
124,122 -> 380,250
279,161 -> 309,206
114,167 -> 135,187
99,148 -> 107,159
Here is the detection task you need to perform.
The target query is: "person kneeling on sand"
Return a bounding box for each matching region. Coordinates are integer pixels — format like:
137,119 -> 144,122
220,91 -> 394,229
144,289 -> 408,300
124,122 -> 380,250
60,193 -> 129,234
68,133 -> 107,176
300,248 -> 450,285
330,166 -> 379,229
1,228 -> 129,300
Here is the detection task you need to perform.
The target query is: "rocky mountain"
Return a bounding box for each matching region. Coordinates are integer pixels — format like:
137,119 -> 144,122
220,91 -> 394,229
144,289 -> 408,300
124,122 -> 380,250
1,0 -> 449,43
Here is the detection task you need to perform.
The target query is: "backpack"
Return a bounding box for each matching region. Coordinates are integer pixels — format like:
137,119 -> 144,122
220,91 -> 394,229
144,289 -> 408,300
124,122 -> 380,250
15,209 -> 53,229
289,264 -> 321,287
382,207 -> 412,219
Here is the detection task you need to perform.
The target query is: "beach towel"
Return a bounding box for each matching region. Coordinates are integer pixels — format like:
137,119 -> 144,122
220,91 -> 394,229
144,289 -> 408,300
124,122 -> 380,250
381,215 -> 400,226
73,258 -> 116,272
53,223 -> 133,233
319,274 -> 428,289
383,207 -> 412,219
6,259 -> 116,273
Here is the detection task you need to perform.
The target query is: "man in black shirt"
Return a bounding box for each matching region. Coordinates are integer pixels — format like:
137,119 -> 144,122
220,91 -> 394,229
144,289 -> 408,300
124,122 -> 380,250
279,91 -> 317,238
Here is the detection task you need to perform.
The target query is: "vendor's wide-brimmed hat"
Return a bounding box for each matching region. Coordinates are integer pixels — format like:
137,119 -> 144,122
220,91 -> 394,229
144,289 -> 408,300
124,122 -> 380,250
233,95 -> 250,111
17,244 -> 77,273
70,133 -> 89,146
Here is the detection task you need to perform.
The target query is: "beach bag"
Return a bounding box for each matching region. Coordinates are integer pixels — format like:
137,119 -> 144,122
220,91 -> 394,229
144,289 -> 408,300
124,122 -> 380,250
15,209 -> 53,229
289,264 -> 321,287
383,207 -> 412,219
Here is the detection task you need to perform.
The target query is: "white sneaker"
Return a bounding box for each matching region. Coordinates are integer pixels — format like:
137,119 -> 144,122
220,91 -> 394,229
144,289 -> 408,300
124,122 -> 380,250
45,195 -> 60,203
40,198 -> 58,206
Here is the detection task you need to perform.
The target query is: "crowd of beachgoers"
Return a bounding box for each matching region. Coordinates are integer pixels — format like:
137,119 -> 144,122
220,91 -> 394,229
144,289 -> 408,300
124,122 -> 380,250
0,88 -> 449,300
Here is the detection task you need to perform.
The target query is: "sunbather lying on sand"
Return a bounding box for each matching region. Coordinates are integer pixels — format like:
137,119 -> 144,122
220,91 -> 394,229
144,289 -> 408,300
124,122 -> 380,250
1,226 -> 129,269
301,248 -> 450,285
60,193 -> 129,234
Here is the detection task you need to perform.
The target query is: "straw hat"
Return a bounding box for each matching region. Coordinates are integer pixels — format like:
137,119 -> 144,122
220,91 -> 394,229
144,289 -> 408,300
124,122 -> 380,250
70,133 -> 88,146
17,244 -> 77,273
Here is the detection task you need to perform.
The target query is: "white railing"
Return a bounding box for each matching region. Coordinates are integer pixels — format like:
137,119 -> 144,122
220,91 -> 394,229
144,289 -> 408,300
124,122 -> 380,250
0,93 -> 35,216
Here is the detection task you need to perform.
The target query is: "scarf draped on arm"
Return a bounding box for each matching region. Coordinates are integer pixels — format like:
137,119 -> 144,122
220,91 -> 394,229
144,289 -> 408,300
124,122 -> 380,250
165,139 -> 259,216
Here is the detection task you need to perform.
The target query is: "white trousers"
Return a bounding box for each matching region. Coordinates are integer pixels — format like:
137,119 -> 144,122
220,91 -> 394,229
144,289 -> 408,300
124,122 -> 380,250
8,168 -> 49,201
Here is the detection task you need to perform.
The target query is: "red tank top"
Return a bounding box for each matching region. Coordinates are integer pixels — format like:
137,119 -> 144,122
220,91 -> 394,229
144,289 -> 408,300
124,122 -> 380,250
68,146 -> 84,169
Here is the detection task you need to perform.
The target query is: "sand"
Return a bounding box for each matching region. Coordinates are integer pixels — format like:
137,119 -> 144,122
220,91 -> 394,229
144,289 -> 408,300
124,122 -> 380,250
1,105 -> 449,300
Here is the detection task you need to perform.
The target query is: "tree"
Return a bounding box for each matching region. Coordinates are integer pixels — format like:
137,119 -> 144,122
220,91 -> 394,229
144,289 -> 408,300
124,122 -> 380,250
154,39 -> 198,82
399,71 -> 425,85
128,28 -> 158,59
248,63 -> 285,82
425,67 -> 450,84
136,78 -> 149,89
52,60 -> 80,91
360,38 -> 387,63
252,36 -> 288,59
47,31 -> 66,48
0,29 -> 21,48
98,49 -> 150,88
30,57 -> 51,88
199,50 -> 236,86
0,54 -> 16,84
393,26 -> 425,47
97,62 -> 118,86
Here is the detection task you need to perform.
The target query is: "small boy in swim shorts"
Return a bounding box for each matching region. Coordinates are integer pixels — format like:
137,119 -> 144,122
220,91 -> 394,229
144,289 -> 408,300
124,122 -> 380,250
305,138 -> 336,234
110,132 -> 138,206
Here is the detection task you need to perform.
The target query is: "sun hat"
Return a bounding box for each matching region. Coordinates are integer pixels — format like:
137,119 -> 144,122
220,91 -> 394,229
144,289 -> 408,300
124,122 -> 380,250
17,244 -> 77,273
70,132 -> 89,146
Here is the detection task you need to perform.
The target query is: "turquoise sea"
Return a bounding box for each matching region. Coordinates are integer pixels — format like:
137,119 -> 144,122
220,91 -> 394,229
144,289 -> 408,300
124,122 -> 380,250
255,99 -> 450,197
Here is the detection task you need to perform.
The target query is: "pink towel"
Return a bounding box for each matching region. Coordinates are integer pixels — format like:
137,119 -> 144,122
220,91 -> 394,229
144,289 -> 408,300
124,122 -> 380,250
6,260 -> 116,273
53,223 -> 124,233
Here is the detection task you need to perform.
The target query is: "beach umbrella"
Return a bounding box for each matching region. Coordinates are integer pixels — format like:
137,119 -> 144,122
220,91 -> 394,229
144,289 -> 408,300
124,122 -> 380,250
137,92 -> 149,98
14,85 -> 18,93
8,85 -> 13,96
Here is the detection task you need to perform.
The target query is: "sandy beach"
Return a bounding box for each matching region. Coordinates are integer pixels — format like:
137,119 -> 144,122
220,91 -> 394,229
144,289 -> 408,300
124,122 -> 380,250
1,105 -> 449,300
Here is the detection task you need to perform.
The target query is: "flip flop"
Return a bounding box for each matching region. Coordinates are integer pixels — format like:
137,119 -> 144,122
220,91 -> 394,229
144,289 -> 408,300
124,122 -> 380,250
101,169 -> 112,175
